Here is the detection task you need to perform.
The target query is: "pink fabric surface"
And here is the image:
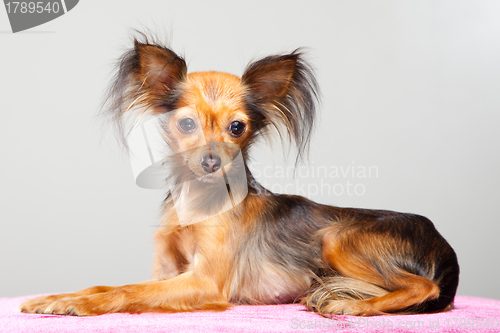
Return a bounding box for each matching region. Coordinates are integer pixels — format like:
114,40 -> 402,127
0,295 -> 499,333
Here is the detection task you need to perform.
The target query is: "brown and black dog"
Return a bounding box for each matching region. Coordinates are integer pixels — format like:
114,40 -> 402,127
20,36 -> 459,316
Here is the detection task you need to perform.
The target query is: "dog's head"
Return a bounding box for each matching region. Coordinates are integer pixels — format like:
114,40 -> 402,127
105,37 -> 319,186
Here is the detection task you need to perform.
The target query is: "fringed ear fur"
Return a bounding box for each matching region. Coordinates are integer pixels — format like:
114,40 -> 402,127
104,36 -> 187,145
241,50 -> 320,161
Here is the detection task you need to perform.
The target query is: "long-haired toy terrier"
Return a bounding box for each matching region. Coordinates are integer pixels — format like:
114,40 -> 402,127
20,36 -> 459,316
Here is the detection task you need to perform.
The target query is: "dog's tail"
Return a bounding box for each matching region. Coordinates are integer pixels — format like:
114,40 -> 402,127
302,276 -> 390,315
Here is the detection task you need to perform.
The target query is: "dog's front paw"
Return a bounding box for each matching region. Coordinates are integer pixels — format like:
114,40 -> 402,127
20,294 -> 69,314
20,295 -> 103,316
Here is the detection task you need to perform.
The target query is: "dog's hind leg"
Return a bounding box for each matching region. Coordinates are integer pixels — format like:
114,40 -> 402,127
304,224 -> 441,316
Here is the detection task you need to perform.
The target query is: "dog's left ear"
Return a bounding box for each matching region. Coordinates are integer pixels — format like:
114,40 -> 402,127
242,51 -> 319,159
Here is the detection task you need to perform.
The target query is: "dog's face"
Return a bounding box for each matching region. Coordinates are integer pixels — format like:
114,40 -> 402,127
162,72 -> 250,182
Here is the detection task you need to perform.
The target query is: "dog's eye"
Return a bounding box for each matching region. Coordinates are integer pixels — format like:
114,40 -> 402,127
178,118 -> 196,133
229,121 -> 246,137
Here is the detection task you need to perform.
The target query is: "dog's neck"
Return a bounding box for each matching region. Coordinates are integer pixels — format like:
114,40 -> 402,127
163,164 -> 264,227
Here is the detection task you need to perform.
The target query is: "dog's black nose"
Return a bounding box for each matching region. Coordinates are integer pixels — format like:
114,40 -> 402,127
201,153 -> 222,173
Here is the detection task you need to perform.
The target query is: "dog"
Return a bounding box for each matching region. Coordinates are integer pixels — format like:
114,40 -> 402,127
20,36 -> 459,316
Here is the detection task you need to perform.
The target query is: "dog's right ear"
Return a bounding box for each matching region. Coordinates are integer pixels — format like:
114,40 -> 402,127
104,38 -> 187,143
132,40 -> 187,97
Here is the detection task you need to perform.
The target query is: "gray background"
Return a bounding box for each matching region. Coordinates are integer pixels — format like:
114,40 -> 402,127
1,0 -> 499,300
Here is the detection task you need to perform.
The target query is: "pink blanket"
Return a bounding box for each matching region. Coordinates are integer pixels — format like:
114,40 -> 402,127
1,295 -> 499,332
